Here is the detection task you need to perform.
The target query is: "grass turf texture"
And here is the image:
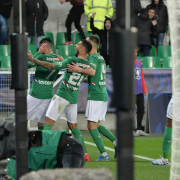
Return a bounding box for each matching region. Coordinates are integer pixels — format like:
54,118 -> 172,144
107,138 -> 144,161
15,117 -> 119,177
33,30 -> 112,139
81,131 -> 171,180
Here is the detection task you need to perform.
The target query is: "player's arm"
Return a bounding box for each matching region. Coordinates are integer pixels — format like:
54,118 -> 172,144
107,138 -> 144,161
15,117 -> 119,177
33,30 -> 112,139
67,63 -> 96,76
28,50 -> 69,70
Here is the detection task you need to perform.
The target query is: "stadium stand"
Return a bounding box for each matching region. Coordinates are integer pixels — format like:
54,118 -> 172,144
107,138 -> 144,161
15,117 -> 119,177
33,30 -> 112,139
162,56 -> 172,68
28,45 -> 37,55
52,45 -> 57,54
56,32 -> 74,49
158,45 -> 171,61
1,56 -> 11,68
0,45 -> 11,57
42,32 -> 54,45
58,45 -> 75,58
143,56 -> 161,68
150,46 -> 156,56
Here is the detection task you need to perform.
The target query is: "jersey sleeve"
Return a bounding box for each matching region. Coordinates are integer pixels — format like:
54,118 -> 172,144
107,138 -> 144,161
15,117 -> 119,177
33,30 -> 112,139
28,61 -> 36,69
89,58 -> 97,70
33,51 -> 41,58
54,58 -> 72,70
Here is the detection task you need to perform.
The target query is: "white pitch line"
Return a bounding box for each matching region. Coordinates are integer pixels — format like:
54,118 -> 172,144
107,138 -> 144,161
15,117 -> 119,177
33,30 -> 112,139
85,141 -> 163,162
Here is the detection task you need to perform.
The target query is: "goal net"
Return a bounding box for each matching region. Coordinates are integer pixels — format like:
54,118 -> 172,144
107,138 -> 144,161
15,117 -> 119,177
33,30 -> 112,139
167,1 -> 180,179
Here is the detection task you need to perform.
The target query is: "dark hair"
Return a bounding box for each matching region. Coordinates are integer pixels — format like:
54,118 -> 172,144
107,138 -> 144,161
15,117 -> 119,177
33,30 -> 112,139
81,39 -> 92,53
87,35 -> 100,46
39,37 -> 53,48
148,8 -> 155,12
151,0 -> 164,6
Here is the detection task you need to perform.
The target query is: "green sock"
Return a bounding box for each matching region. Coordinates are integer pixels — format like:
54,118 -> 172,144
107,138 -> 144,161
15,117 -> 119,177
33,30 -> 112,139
72,127 -> 87,153
38,126 -> 43,130
98,125 -> 116,142
90,129 -> 106,154
43,124 -> 52,130
162,126 -> 172,159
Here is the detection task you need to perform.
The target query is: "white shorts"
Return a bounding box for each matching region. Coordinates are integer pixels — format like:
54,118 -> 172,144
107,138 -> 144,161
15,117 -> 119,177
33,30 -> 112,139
27,94 -> 51,123
85,100 -> 107,122
46,94 -> 77,123
166,98 -> 173,120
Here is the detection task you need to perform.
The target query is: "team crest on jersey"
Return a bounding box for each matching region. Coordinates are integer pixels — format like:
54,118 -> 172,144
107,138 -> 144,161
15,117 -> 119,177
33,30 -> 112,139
134,67 -> 141,80
35,78 -> 38,83
92,82 -> 96,86
62,80 -> 66,85
58,62 -> 62,67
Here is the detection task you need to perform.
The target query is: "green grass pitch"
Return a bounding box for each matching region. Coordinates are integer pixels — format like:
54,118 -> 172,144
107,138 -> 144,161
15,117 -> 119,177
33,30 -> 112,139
82,131 -> 171,180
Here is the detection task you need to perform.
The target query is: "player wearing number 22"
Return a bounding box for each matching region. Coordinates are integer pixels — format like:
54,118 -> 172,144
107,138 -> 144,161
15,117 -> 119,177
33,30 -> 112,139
27,39 -> 93,161
27,38 -> 61,129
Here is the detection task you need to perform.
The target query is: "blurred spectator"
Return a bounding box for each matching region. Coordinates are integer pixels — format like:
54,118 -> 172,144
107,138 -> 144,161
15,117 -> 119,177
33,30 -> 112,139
84,0 -> 114,32
0,0 -> 13,45
148,8 -> 159,46
26,0 -> 48,50
59,0 -> 86,45
90,12 -> 112,67
134,0 -> 158,56
134,0 -> 152,56
146,0 -> 168,46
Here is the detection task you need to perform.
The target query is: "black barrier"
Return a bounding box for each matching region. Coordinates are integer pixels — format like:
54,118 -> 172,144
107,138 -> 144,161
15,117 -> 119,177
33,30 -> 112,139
10,34 -> 28,90
111,0 -> 137,179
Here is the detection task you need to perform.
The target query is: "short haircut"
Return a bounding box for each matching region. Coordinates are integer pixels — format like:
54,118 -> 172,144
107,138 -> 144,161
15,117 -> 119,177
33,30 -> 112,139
39,37 -> 53,48
148,8 -> 155,12
81,39 -> 92,53
87,35 -> 100,47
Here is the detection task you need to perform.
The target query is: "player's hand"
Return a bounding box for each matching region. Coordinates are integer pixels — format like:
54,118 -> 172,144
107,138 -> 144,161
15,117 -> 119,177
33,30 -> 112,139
67,63 -> 80,72
39,43 -> 47,54
91,12 -> 96,18
57,55 -> 64,62
143,92 -> 147,96
27,50 -> 33,62
59,0 -> 66,3
152,20 -> 157,26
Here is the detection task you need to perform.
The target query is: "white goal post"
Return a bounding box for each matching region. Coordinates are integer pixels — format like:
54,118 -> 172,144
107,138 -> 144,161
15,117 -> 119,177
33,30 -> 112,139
167,1 -> 180,179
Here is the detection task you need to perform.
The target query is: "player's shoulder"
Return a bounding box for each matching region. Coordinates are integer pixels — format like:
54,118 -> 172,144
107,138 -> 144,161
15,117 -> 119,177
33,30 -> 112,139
90,53 -> 104,61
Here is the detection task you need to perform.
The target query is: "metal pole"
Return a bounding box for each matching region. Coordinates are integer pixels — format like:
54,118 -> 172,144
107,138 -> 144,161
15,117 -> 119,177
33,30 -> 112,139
11,0 -> 28,179
110,0 -> 137,179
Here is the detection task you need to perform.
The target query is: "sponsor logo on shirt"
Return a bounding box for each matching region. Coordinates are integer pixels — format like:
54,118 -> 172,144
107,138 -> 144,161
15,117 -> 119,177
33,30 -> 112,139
47,57 -> 59,61
35,78 -> 38,83
38,80 -> 54,85
92,82 -> 96,86
99,81 -> 106,85
134,67 -> 141,80
62,80 -> 66,85
66,84 -> 78,91
58,62 -> 62,67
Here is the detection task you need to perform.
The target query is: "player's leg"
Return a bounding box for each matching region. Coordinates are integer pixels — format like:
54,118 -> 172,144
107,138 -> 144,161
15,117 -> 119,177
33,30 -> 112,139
43,95 -> 69,130
136,94 -> 149,136
96,101 -> 118,157
152,98 -> 173,165
27,94 -> 47,130
36,98 -> 52,130
60,103 -> 91,161
86,100 -> 109,161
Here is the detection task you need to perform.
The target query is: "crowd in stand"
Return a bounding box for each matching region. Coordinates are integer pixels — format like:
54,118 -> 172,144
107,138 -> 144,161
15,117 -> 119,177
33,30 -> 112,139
0,0 -> 170,135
